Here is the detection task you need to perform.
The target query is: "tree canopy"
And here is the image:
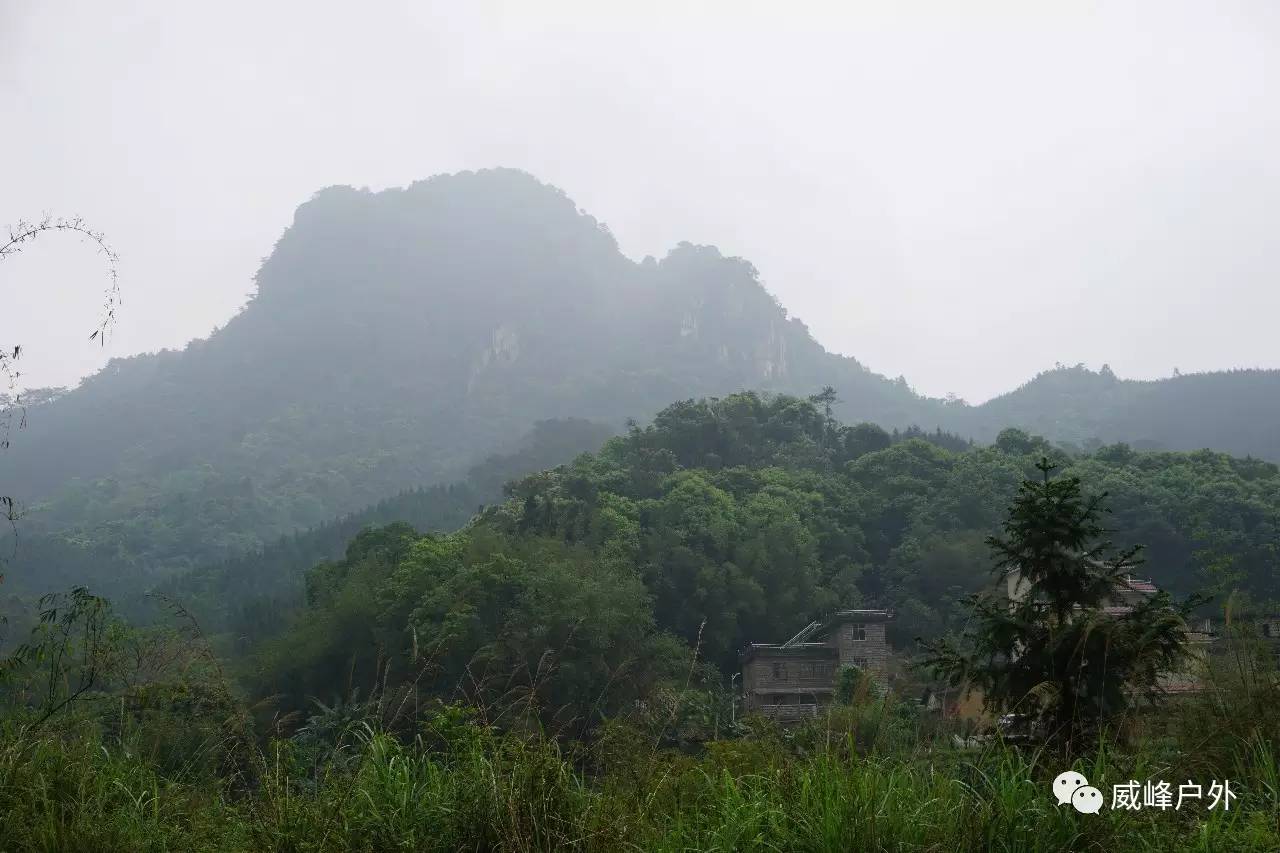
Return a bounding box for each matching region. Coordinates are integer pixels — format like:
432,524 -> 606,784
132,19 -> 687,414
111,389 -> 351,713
5,171 -> 1280,607
247,392 -> 1280,724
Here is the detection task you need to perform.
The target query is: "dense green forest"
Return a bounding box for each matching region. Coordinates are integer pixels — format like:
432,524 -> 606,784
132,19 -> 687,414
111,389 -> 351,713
148,417 -> 616,640
3,169 -> 1280,604
0,417 -> 613,626
971,363 -> 1280,458
228,391 -> 1278,724
4,168 -> 1280,849
3,391 -> 1279,851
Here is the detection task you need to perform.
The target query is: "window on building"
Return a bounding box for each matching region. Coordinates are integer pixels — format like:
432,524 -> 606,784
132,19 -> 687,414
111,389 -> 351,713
849,624 -> 867,641
853,657 -> 869,670
799,662 -> 825,679
772,662 -> 788,680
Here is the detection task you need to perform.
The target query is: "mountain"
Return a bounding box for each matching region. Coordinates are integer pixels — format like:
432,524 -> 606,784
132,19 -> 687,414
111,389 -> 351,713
960,364 -> 1280,458
2,168 -> 1278,596
0,169 -> 930,592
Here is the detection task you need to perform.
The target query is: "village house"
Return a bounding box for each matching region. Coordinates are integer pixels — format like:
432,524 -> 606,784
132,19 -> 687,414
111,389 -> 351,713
922,570 -> 1216,725
1214,610 -> 1280,669
920,682 -> 991,726
1122,580 -> 1217,697
1050,571 -> 1216,695
1018,569 -> 1213,693
740,610 -> 893,721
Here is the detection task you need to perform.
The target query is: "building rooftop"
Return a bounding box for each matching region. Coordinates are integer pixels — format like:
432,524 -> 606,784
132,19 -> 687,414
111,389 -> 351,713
831,609 -> 894,621
740,643 -> 838,662
778,609 -> 894,648
740,608 -> 893,662
1120,576 -> 1158,594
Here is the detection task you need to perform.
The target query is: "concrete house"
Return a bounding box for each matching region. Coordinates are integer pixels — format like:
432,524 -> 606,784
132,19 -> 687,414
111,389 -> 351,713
740,610 -> 893,721
1007,568 -> 1216,695
919,570 -> 1217,728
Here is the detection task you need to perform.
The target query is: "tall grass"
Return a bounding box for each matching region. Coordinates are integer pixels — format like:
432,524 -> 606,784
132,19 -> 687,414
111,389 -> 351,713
2,705 -> 1276,852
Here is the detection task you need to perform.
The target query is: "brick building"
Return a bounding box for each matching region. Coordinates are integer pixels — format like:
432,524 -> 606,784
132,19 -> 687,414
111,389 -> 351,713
740,610 -> 893,721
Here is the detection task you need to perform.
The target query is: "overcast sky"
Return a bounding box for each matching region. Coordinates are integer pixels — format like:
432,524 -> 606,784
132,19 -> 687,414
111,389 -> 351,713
3,1 -> 1278,403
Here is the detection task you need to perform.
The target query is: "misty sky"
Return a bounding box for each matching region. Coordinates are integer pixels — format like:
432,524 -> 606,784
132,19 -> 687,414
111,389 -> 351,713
3,1 -> 1278,403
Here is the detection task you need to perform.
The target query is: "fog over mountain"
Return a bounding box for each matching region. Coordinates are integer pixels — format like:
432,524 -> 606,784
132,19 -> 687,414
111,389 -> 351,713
5,2 -> 1280,404
0,170 -> 926,573
2,169 -> 1279,602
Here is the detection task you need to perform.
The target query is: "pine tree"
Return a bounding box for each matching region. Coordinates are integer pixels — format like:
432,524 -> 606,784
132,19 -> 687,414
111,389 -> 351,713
921,458 -> 1202,749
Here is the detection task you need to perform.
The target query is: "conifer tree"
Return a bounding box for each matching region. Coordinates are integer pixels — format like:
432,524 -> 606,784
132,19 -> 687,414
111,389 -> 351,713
921,458 -> 1202,748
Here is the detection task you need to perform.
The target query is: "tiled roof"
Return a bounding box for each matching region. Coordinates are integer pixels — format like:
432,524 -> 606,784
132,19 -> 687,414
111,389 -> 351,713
1121,577 -> 1158,593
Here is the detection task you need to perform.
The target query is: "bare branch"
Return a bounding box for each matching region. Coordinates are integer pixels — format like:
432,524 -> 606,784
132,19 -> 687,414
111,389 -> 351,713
0,214 -> 120,345
1,214 -> 121,557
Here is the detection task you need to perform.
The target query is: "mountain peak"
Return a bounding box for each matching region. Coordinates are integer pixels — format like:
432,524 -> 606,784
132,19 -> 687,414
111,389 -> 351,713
6,170 -> 1280,596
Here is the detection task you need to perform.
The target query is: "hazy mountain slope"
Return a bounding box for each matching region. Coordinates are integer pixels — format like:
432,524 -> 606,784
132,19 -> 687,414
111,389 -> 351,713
0,169 -> 929,587
964,364 -> 1280,458
3,168 -> 1278,597
146,417 -> 616,637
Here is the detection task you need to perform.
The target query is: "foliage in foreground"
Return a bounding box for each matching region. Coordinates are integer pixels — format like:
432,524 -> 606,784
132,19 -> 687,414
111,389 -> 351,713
4,390 -> 1280,850
1,694 -> 1277,853
1,534 -> 1277,852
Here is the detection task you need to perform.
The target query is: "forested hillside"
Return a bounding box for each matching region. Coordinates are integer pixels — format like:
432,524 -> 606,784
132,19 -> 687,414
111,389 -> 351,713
3,168 -> 1278,600
0,416 -> 613,627
151,417 -> 615,639
0,170 -> 929,595
249,392 -> 1280,720
163,413 -> 970,649
964,363 -> 1280,458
